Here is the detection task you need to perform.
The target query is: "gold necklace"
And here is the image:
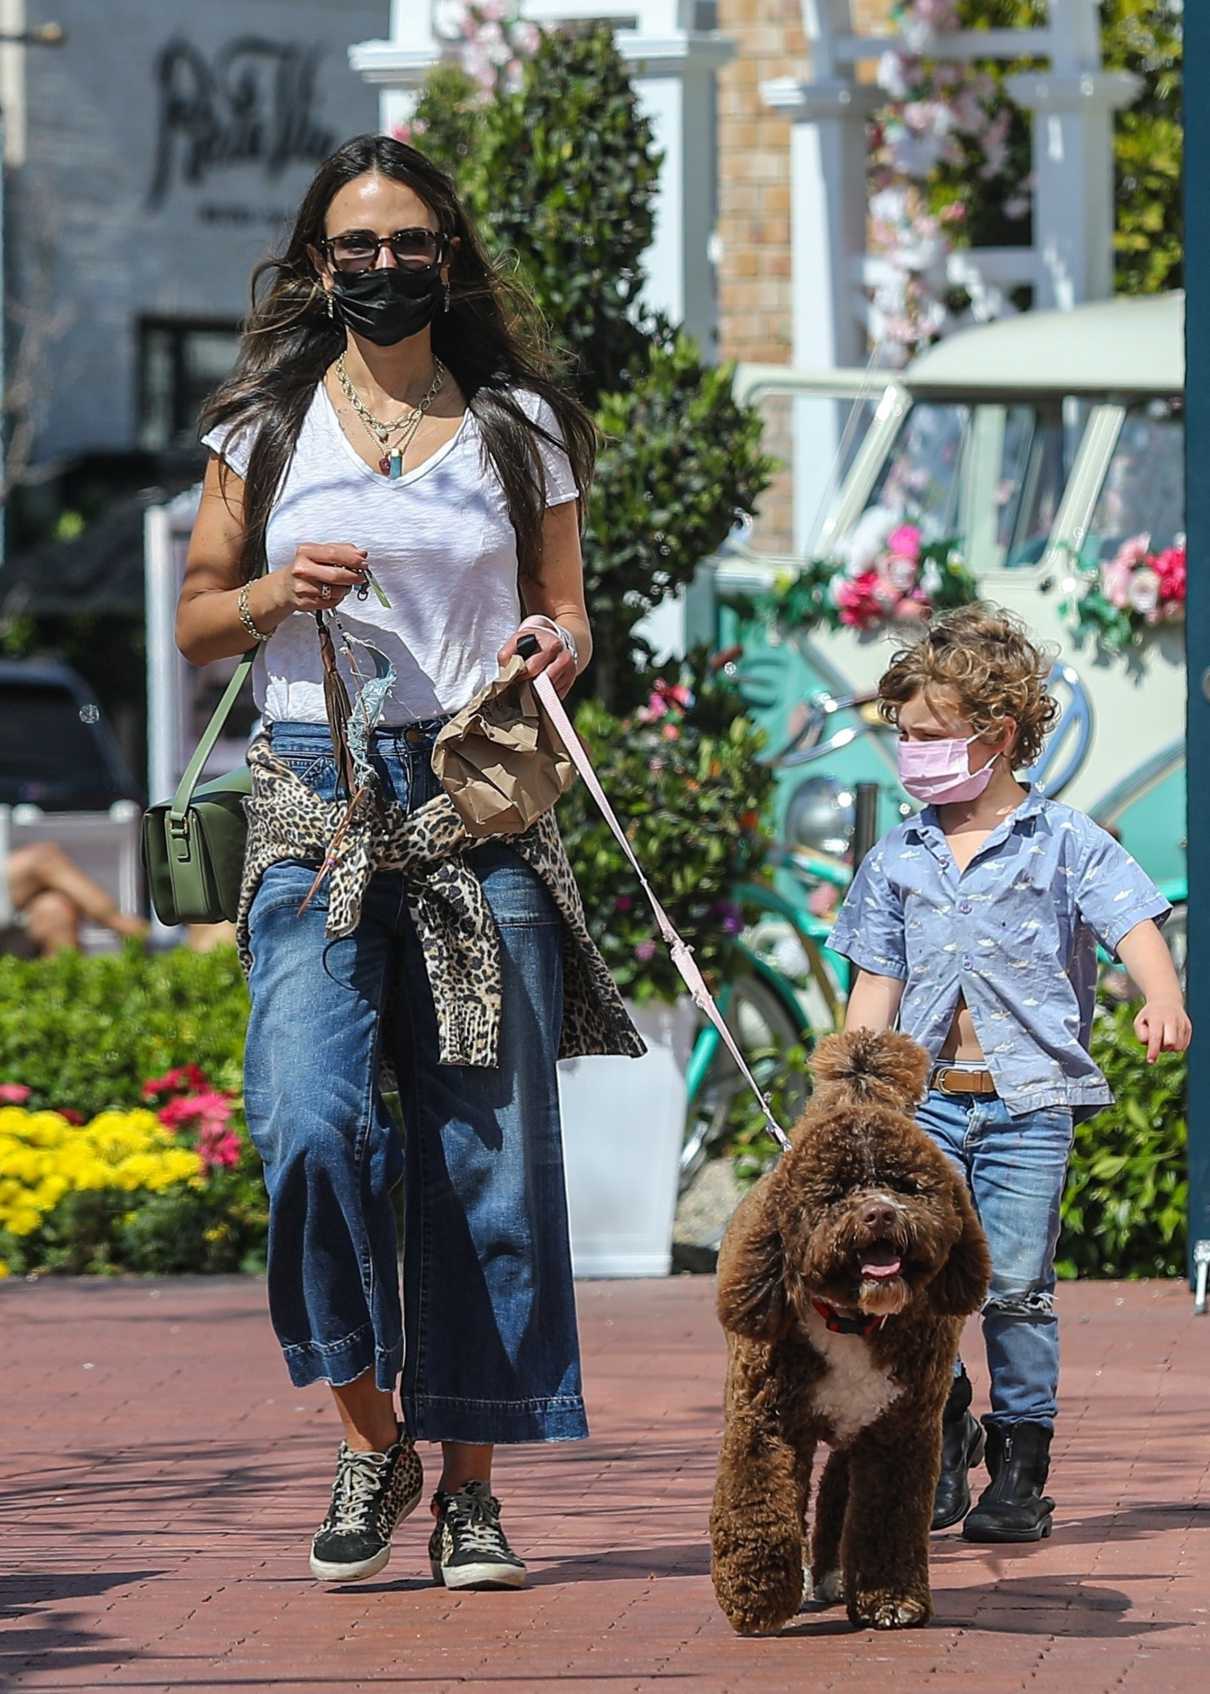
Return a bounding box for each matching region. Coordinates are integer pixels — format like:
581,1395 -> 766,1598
335,354 -> 447,480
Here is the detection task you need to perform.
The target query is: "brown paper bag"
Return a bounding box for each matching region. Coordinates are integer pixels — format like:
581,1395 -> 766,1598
431,654 -> 577,836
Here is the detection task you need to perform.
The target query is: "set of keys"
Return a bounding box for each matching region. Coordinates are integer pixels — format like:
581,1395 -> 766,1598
354,564 -> 392,609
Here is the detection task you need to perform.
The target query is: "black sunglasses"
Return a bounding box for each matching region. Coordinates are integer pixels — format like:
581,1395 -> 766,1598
321,227 -> 446,273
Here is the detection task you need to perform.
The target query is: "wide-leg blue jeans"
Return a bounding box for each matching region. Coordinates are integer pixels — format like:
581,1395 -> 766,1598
242,719 -> 588,1445
917,1089 -> 1074,1429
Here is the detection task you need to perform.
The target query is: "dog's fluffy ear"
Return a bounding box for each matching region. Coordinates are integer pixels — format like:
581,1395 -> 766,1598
812,1029 -> 929,1105
716,1178 -> 789,1341
927,1180 -> 992,1317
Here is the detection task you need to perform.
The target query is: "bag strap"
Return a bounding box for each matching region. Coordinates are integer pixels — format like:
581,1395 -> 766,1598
530,668 -> 793,1155
167,518 -> 273,830
167,652 -> 255,835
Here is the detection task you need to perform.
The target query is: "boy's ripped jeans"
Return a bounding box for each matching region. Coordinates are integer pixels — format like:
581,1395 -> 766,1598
917,1091 -> 1074,1429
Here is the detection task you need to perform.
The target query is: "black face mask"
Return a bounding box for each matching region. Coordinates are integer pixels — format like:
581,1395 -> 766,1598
328,265 -> 443,347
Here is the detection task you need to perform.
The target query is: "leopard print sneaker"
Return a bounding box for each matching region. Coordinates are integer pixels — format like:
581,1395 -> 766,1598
428,1480 -> 527,1590
309,1425 -> 423,1582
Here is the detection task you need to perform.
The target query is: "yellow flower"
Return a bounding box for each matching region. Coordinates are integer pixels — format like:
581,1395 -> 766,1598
0,1105 -> 208,1244
0,1261 -> 9,1277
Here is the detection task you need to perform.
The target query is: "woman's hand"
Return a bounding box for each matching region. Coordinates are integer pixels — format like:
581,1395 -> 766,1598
498,625 -> 577,699
271,543 -> 369,614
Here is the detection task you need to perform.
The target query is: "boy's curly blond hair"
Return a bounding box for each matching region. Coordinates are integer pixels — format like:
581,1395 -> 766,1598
877,604 -> 1060,769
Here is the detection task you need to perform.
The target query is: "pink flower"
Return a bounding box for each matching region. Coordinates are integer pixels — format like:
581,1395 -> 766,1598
1154,546 -> 1187,604
835,571 -> 884,631
614,895 -> 633,912
894,597 -> 929,622
1112,533 -> 1152,572
142,1063 -> 209,1100
0,1082 -> 31,1104
60,1109 -> 85,1125
198,1124 -> 242,1171
1100,557 -> 1133,610
634,940 -> 657,963
158,1091 -> 233,1133
886,523 -> 922,563
661,723 -> 680,742
638,679 -> 694,723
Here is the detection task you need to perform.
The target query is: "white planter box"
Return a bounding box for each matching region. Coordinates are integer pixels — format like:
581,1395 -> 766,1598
558,996 -> 697,1278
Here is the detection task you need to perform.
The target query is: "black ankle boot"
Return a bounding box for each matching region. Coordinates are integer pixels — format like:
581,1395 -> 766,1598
963,1421 -> 1055,1543
931,1371 -> 985,1531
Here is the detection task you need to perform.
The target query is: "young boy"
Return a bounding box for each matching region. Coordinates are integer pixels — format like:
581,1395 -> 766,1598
827,604 -> 1190,1544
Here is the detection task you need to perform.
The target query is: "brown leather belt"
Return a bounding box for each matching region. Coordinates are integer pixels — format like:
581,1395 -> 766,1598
931,1065 -> 998,1097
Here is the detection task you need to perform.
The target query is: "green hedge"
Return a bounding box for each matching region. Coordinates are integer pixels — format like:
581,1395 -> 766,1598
0,951 -> 1190,1279
1056,1001 -> 1188,1279
726,1001 -> 1189,1280
0,945 -> 248,1119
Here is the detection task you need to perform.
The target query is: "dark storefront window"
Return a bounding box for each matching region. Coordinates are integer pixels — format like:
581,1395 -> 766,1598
138,318 -> 241,450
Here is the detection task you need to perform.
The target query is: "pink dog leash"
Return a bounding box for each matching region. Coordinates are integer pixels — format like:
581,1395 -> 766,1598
530,666 -> 793,1156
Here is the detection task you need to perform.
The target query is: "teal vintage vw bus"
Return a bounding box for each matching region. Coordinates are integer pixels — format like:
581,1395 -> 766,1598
708,292 -> 1186,988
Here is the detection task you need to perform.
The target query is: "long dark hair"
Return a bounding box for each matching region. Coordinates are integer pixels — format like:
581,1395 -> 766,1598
200,134 -> 597,583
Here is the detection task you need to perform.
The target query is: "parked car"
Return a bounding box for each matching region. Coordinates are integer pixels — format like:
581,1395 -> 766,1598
0,659 -> 140,810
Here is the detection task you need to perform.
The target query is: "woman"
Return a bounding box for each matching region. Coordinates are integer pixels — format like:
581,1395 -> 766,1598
177,135 -> 641,1592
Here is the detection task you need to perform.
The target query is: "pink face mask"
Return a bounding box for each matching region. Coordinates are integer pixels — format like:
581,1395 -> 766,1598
897,733 -> 999,805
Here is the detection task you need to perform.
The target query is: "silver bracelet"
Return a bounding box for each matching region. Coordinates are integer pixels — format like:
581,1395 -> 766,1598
237,583 -> 269,645
557,623 -> 580,668
519,615 -> 579,670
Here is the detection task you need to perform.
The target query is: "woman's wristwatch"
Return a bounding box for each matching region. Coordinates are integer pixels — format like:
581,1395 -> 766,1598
519,614 -> 579,670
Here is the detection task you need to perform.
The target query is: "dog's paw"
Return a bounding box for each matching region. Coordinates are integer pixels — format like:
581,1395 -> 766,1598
848,1587 -> 932,1630
801,1566 -> 844,1611
712,1532 -> 805,1637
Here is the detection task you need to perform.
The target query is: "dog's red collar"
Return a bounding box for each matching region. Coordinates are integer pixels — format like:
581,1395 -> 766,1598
811,1298 -> 887,1338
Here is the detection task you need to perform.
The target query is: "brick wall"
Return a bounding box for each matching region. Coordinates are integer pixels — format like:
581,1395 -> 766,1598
716,0 -> 893,555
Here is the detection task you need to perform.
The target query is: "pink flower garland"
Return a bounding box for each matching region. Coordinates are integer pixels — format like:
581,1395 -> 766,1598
1099,534 -> 1186,626
835,522 -> 932,630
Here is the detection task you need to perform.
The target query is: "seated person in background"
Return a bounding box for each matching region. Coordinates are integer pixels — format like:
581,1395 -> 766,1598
1,841 -> 149,957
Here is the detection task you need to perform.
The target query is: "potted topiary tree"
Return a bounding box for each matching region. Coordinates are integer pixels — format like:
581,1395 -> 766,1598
411,24 -> 775,1272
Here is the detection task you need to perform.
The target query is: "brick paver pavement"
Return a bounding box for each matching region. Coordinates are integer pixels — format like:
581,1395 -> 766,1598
2,1274 -> 1208,1694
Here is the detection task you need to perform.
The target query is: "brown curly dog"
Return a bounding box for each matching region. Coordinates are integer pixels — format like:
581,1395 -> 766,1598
709,1028 -> 990,1635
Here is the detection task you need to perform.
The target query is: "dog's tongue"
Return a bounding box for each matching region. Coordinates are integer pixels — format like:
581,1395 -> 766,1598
860,1242 -> 902,1280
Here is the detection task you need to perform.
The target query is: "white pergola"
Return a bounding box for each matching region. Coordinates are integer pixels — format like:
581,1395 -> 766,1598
767,1 -> 1139,553
348,2 -> 732,350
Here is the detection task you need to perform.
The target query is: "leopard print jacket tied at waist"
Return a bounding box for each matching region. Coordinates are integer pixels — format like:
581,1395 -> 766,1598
236,735 -> 645,1069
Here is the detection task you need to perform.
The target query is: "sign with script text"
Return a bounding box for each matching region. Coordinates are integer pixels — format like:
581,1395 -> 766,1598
147,35 -> 337,213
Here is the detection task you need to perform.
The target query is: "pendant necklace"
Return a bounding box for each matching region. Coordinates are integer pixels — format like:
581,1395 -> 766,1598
334,354 -> 447,481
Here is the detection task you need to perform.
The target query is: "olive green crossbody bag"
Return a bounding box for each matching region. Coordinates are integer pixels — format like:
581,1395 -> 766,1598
141,656 -> 255,926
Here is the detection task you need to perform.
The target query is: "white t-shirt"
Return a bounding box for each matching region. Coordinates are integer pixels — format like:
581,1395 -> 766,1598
202,383 -> 577,724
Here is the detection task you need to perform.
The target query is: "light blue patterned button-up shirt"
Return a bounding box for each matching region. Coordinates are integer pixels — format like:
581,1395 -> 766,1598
828,791 -> 1169,1118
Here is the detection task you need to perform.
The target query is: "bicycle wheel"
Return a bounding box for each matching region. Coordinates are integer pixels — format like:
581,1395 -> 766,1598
680,969 -> 809,1197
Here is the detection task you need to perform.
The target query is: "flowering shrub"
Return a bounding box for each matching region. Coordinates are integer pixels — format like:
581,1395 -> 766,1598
557,656 -> 775,1005
0,1065 -> 269,1277
398,0 -> 540,146
744,527 -> 977,640
868,1 -> 1028,362
869,2 -> 1184,360
1060,534 -> 1186,656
